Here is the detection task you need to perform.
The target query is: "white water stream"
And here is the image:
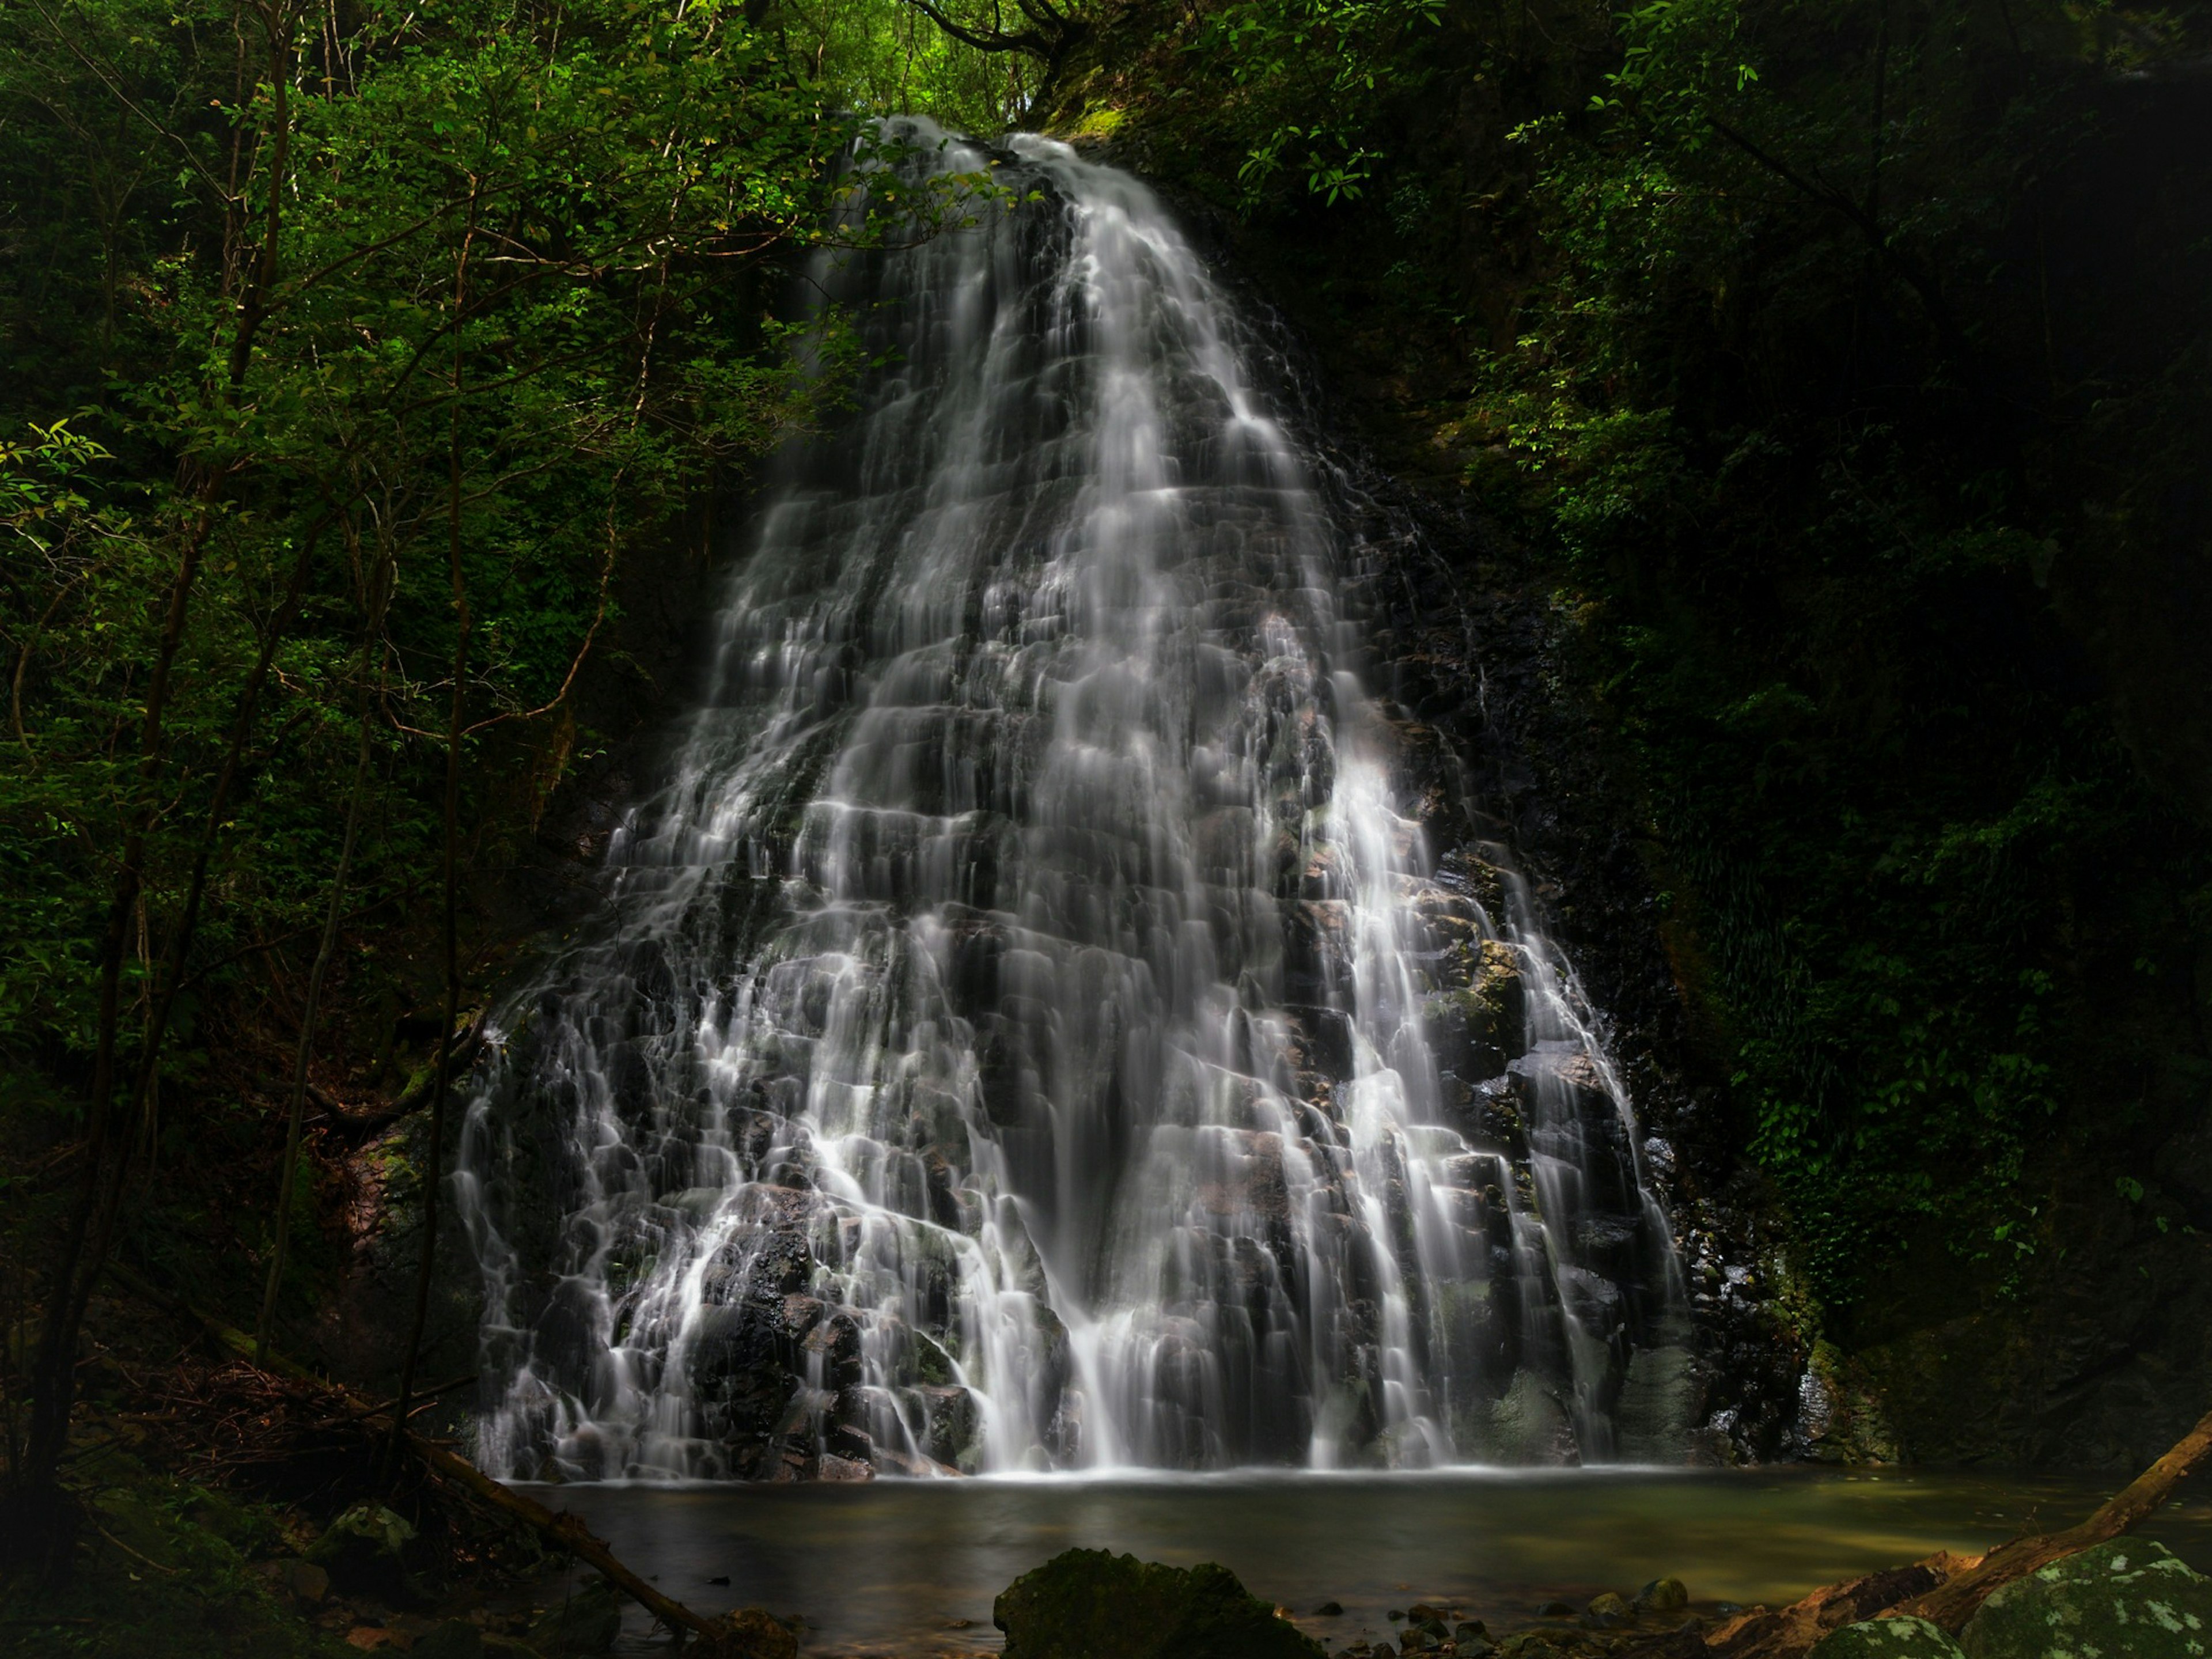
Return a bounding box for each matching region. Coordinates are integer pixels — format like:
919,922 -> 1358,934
456,126 -> 1687,1481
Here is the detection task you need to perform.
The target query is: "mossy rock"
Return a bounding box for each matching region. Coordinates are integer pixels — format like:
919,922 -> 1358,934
183,1484 -> 278,1555
1807,1616 -> 1965,1658
711,1607 -> 799,1659
528,1578 -> 625,1655
994,1549 -> 1324,1659
1635,1577 -> 1690,1613
1959,1540 -> 2212,1659
88,1488 -> 188,1572
412,1621 -> 487,1659
308,1503 -> 422,1601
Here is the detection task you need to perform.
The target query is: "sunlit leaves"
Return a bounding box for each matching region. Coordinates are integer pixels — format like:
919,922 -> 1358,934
0,0 -> 884,1078
1196,0 -> 1442,211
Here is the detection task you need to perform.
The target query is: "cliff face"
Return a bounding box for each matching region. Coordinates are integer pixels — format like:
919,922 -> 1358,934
1033,1 -> 2212,1467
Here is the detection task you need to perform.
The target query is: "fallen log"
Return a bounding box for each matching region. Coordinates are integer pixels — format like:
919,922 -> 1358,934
99,1259 -> 787,1658
1889,1403 -> 2212,1630
306,1015 -> 487,1134
1702,1554 -> 1977,1658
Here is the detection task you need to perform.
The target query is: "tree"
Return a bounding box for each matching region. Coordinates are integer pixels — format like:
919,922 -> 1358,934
0,0 -> 945,1558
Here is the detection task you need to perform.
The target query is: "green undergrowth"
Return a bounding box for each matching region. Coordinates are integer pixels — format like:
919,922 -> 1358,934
0,1444 -> 344,1659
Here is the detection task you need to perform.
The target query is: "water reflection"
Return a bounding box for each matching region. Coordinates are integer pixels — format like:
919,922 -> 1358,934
525,1467 -> 2212,1655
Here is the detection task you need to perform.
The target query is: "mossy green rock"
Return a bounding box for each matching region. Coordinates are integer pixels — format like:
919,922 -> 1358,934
88,1488 -> 188,1571
994,1549 -> 1324,1659
1636,1578 -> 1690,1613
309,1502 -> 423,1601
413,1621 -> 487,1659
1808,1616 -> 1966,1658
1959,1540 -> 2212,1659
528,1579 -> 626,1655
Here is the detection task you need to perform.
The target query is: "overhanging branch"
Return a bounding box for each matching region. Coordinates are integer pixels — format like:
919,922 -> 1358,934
900,0 -> 1078,59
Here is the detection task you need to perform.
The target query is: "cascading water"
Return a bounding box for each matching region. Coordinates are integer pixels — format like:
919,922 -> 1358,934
456,124 -> 1689,1481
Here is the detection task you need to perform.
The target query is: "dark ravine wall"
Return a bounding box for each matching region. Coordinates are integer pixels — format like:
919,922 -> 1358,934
1035,2 -> 2212,1471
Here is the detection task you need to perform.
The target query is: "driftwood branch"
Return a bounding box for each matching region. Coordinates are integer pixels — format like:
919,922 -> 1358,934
304,1014 -> 486,1134
1703,1555 -> 1975,1658
99,1260 -> 786,1657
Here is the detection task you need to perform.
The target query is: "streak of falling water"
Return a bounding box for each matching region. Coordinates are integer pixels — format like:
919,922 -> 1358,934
456,124 -> 1690,1481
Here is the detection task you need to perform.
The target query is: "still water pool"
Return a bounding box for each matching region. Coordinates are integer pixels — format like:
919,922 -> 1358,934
521,1467 -> 2212,1656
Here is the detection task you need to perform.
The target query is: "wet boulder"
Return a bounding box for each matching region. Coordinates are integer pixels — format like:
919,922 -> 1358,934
1423,939 -> 1525,1081
699,1229 -> 813,1302
1449,1075 -> 1527,1158
686,1299 -> 800,1457
1283,901 -> 1355,1006
528,1579 -> 624,1654
1505,1043 -> 1612,1125
1959,1540 -> 2212,1659
995,1549 -> 1325,1659
910,1381 -> 982,1467
975,1014 -> 1039,1127
801,1303 -> 865,1389
1283,1005 -> 1354,1088
711,1607 -> 800,1659
1195,1130 -> 1293,1224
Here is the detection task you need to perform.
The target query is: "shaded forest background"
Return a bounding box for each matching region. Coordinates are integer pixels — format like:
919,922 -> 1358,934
2,0 -> 2209,1517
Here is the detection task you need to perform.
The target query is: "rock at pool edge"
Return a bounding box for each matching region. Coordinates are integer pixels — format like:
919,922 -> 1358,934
995,1548 -> 1327,1659
1806,1616 -> 1964,1658
1959,1539 -> 2212,1659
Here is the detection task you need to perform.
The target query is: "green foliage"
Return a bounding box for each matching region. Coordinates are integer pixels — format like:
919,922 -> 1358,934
0,0 -> 1071,1433
0,0 -> 882,1099
1461,0 -> 2212,1304
787,0 -> 1050,131
1192,0 -> 1445,208
0,0 -> 1071,1400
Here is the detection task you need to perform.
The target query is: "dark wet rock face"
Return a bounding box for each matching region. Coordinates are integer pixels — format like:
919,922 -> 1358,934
995,1550 -> 1326,1659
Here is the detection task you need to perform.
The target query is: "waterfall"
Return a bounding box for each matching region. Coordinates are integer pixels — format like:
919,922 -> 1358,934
456,124 -> 1688,1481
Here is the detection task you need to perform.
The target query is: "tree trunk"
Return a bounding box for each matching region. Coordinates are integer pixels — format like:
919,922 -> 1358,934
256,568 -> 389,1362
8,0 -> 303,1558
10,520 -> 319,1558
103,1259 -> 784,1656
384,218 -> 476,1482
